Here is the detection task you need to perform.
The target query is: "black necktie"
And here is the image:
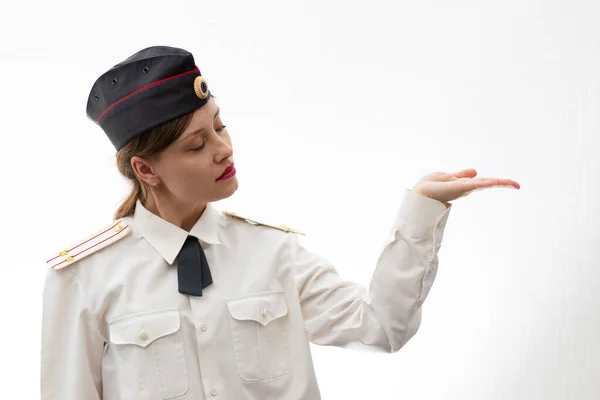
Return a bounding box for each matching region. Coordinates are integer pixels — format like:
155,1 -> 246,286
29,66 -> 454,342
177,235 -> 213,296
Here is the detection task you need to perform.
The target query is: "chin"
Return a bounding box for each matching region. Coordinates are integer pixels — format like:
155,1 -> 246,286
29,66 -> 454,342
214,176 -> 239,201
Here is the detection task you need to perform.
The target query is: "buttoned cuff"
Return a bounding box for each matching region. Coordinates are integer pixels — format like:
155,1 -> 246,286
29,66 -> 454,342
394,189 -> 452,239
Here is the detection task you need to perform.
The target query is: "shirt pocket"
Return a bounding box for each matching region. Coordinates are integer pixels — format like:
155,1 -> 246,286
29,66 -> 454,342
225,290 -> 293,381
108,309 -> 189,400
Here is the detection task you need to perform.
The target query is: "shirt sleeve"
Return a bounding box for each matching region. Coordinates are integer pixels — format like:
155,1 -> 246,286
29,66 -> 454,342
292,189 -> 451,353
41,267 -> 105,399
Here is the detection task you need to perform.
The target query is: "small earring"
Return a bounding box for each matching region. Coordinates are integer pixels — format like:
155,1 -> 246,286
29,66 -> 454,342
153,182 -> 159,188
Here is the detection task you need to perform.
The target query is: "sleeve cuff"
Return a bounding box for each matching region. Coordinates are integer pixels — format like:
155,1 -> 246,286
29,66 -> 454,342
393,189 -> 452,238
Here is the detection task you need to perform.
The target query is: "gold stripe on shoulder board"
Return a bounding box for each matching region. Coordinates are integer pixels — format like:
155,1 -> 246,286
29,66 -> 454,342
224,211 -> 305,235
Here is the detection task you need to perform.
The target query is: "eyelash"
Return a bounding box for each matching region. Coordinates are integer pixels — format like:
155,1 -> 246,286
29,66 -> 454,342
192,125 -> 227,151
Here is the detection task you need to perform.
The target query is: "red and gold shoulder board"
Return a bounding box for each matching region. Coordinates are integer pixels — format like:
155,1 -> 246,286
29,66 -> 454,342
46,220 -> 131,270
223,211 -> 304,235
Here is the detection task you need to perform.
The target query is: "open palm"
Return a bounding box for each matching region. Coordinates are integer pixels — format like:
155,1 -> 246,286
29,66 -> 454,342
413,168 -> 520,206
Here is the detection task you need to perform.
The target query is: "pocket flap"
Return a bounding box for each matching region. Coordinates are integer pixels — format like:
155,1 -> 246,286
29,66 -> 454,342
226,291 -> 288,326
109,310 -> 181,347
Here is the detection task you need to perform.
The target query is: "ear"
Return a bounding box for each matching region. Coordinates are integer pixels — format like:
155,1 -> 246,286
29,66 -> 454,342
131,155 -> 159,185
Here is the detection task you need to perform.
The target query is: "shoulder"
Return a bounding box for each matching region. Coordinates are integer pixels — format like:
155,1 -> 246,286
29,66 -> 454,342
222,211 -> 305,236
45,219 -> 132,270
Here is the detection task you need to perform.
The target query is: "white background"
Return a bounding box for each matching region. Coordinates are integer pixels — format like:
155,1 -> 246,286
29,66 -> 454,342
1,0 -> 599,398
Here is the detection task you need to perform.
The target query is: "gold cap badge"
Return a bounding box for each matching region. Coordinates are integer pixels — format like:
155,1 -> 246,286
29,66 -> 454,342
194,76 -> 209,100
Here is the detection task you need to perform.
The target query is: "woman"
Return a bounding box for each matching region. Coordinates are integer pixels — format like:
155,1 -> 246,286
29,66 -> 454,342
41,46 -> 519,400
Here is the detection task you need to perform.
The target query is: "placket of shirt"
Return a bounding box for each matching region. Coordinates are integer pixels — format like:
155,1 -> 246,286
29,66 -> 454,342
188,242 -> 224,399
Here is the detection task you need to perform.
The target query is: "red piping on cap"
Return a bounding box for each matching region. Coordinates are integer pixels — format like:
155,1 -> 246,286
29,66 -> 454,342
97,66 -> 200,123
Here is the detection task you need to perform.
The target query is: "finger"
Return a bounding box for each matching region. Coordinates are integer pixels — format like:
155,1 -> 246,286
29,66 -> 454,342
471,178 -> 520,189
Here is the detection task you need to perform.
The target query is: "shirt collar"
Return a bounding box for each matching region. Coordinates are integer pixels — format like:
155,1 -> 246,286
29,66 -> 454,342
133,199 -> 223,265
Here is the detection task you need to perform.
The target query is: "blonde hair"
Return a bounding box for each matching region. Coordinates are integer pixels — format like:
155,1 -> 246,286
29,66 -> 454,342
113,111 -> 195,220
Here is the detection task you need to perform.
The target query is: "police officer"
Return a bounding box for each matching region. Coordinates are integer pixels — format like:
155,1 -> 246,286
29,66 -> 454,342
41,45 -> 519,400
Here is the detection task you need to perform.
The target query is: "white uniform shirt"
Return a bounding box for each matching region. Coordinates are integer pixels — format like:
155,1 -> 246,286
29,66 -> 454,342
41,189 -> 451,400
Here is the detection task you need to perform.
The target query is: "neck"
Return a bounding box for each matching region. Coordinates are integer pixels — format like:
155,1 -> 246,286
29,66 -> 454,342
144,194 -> 207,232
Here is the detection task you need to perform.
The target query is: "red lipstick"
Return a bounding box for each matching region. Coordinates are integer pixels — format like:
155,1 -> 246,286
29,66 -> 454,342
216,164 -> 236,181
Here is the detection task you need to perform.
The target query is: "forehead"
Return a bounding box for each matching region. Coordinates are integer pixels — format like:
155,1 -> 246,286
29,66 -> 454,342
188,98 -> 219,126
176,98 -> 220,144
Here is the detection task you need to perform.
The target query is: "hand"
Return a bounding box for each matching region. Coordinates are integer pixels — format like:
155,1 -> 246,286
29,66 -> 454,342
412,168 -> 520,207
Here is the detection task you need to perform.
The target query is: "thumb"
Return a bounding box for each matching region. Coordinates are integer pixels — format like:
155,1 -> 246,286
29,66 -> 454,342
452,168 -> 477,178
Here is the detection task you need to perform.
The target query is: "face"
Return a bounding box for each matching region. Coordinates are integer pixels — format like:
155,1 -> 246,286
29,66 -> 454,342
136,96 -> 238,206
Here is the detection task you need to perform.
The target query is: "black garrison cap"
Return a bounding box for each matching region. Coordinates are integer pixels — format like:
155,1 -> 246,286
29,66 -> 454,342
86,46 -> 212,151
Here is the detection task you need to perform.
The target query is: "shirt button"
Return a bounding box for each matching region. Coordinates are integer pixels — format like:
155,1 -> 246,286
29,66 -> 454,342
138,330 -> 149,341
200,324 -> 208,332
210,388 -> 217,396
437,220 -> 445,229
261,308 -> 267,318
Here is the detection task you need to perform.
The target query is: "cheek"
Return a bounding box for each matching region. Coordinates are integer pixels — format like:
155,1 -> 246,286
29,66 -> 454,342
179,157 -> 215,183
161,157 -> 196,183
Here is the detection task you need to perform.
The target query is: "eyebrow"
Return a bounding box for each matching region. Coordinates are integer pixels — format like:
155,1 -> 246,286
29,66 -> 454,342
182,107 -> 221,141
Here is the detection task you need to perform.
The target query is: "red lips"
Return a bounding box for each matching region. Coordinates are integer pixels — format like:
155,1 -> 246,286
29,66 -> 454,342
216,164 -> 236,181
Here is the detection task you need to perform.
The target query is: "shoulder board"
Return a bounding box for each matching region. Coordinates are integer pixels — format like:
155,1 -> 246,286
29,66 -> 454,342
46,220 -> 131,270
223,211 -> 305,235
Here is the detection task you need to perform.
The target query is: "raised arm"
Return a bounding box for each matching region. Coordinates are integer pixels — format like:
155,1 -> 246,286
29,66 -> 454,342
293,189 -> 451,352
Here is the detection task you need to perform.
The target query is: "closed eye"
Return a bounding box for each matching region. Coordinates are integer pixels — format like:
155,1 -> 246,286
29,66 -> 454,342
192,126 -> 227,151
192,143 -> 206,152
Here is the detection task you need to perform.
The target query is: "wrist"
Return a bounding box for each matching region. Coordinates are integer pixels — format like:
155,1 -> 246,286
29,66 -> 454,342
412,187 -> 451,208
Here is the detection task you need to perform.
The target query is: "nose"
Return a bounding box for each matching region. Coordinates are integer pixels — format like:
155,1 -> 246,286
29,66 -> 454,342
214,133 -> 233,163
